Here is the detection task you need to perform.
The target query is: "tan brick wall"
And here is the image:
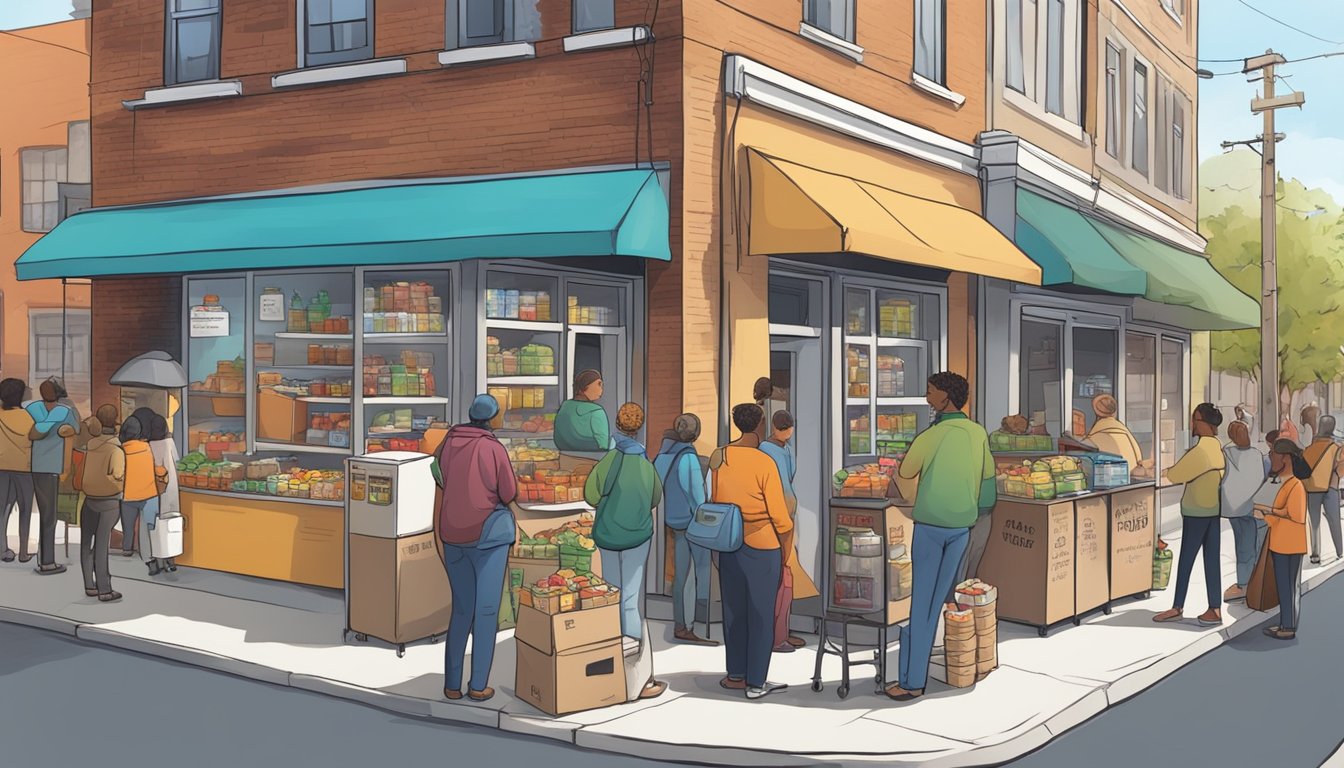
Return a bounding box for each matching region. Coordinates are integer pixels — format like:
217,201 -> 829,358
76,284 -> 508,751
91,277 -> 183,413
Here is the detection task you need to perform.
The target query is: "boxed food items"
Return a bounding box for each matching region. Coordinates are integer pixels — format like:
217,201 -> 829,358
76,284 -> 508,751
486,288 -> 553,322
846,346 -> 870,398
953,579 -> 999,680
943,605 -> 977,688
486,343 -> 556,377
878,297 -> 915,337
1072,452 -> 1131,489
361,354 -> 436,397
833,460 -> 898,499
504,438 -> 561,466
188,429 -> 246,457
514,636 -> 626,716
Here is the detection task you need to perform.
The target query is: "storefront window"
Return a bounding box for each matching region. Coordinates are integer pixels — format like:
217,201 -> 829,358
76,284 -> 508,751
1160,337 -> 1187,472
843,283 -> 939,463
1019,319 -> 1064,437
768,275 -> 823,329
185,276 -> 246,458
1125,332 -> 1156,463
361,269 -> 451,453
567,282 -> 622,327
1071,327 -> 1117,434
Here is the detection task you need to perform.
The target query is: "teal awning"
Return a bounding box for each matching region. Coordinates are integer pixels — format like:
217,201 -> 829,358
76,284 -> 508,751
1090,219 -> 1260,331
16,169 -> 671,280
1014,190 -> 1148,295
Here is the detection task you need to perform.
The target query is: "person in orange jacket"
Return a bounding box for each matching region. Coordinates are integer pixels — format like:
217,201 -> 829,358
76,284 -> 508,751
118,413 -> 159,558
1255,439 -> 1312,640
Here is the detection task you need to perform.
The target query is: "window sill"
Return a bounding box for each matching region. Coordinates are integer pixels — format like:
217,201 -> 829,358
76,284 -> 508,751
798,22 -> 863,63
438,42 -> 536,67
122,80 -> 243,110
563,25 -> 650,53
1003,87 -> 1086,143
911,72 -> 966,108
272,58 -> 407,89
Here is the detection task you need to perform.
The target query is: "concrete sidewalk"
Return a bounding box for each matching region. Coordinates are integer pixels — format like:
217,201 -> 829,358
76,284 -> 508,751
3,522 -> 1341,768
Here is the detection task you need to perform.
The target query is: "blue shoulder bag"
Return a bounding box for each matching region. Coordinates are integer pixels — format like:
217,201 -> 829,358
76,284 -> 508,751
686,448 -> 744,553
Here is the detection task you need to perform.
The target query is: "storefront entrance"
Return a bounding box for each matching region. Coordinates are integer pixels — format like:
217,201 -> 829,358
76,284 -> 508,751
769,334 -> 825,610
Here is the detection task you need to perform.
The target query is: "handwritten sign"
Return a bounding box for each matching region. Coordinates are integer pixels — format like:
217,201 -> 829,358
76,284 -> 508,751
190,307 -> 229,337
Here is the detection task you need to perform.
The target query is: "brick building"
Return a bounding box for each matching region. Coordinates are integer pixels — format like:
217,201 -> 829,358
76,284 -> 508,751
16,0 -> 1249,609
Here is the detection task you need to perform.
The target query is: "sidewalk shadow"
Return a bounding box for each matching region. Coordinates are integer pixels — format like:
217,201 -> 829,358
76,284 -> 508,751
1092,609 -> 1209,632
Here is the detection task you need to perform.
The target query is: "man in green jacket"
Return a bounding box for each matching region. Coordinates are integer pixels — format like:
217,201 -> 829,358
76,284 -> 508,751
584,402 -> 666,700
885,372 -> 995,702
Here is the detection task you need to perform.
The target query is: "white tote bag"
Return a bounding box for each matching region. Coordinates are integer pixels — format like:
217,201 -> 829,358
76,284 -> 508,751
150,512 -> 185,559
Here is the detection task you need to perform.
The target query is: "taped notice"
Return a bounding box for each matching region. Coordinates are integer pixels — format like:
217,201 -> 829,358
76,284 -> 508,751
190,307 -> 229,337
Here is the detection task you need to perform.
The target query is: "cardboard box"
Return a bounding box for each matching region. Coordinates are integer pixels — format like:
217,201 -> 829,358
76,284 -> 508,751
515,638 -> 626,716
976,499 -> 1075,627
1110,487 -> 1156,599
258,388 -> 308,444
515,602 -> 620,655
347,531 -> 451,644
1074,497 -> 1109,614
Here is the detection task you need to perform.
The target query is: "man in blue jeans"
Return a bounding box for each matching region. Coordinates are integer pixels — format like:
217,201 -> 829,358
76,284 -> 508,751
886,372 -> 996,702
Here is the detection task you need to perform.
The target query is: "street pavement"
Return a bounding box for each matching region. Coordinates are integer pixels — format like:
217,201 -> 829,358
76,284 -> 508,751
0,622 -> 680,768
1006,569 -> 1344,768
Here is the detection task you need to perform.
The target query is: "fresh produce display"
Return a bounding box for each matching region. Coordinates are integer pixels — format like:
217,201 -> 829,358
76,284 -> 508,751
365,437 -> 421,453
500,411 -> 555,435
995,455 -> 1089,500
513,514 -> 596,558
177,451 -> 345,501
364,281 -> 445,334
503,438 -> 561,465
833,459 -> 898,499
990,414 -> 1055,452
518,569 -> 619,614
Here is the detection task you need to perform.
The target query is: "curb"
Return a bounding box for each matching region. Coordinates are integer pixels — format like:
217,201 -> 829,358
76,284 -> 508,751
2,558 -> 1342,767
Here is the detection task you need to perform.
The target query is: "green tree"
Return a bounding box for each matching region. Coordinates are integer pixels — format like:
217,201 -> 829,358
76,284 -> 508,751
1202,168 -> 1344,408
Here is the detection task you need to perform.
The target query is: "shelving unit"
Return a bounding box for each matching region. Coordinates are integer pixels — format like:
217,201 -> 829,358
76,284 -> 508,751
275,332 -> 354,341
254,440 -> 352,456
486,376 -> 559,386
364,396 -> 450,405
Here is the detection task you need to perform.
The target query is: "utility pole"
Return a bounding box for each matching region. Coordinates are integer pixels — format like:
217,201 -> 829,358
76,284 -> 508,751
1239,50 -> 1304,432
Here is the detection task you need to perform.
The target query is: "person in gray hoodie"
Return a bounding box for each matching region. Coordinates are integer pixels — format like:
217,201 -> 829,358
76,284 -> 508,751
1222,420 -> 1268,602
653,413 -> 715,646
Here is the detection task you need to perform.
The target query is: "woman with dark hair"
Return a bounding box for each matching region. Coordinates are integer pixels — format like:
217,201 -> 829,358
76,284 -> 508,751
142,412 -> 179,575
751,378 -> 774,440
554,369 -> 612,453
1254,439 -> 1311,640
119,413 -> 158,558
1155,403 -> 1227,626
0,377 -> 37,563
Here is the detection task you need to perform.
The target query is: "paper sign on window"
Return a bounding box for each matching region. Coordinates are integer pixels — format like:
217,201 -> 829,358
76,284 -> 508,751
190,307 -> 229,337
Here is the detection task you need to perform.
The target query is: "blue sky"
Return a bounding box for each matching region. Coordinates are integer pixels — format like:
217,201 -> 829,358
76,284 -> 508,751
4,0 -> 1341,195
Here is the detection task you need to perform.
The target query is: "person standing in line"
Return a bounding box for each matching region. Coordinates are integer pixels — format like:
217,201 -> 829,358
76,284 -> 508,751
1264,429 -> 1280,477
26,378 -> 79,574
751,378 -> 775,441
1299,405 -> 1320,449
1255,439 -> 1311,640
145,412 -> 180,575
432,395 -> 516,703
118,413 -> 159,558
711,403 -> 793,700
0,378 -> 38,563
554,370 -> 613,453
585,402 -> 667,700
758,410 -> 806,654
1234,404 -> 1255,439
884,372 -> 994,703
653,413 -> 716,647
81,405 -> 126,603
1302,414 -> 1341,565
1154,403 -> 1226,626
1220,421 -> 1267,603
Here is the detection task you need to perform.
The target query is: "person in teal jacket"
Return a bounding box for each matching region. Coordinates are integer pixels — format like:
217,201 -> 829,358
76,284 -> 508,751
584,402 -> 665,700
554,369 -> 613,452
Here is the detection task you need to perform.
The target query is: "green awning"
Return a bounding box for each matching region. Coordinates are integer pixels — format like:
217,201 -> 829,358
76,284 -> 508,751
16,169 -> 671,280
1090,219 -> 1260,331
1014,190 -> 1148,295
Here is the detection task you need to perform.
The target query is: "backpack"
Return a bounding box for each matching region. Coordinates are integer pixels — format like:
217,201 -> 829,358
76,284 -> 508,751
657,445 -> 697,529
686,448 -> 744,553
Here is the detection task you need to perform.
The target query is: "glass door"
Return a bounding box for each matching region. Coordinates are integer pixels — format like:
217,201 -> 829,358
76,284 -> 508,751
1160,337 -> 1187,474
1071,326 -> 1118,435
1125,331 -> 1157,476
1019,318 -> 1065,439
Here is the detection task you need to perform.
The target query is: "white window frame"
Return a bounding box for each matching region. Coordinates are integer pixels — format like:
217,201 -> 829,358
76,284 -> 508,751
20,147 -> 68,234
803,0 -> 856,44
1104,40 -> 1124,160
914,0 -> 946,85
1006,0 -> 1025,93
1003,0 -> 1081,126
1170,87 -> 1190,201
1131,56 -> 1150,177
1154,75 -> 1171,193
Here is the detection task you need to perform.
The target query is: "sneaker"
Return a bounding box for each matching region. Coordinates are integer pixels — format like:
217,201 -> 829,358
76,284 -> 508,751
745,682 -> 788,700
1152,608 -> 1184,623
1223,585 -> 1246,602
1197,609 -> 1222,626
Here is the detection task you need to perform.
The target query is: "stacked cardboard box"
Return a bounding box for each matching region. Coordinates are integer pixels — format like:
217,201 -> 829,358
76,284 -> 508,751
514,601 -> 626,716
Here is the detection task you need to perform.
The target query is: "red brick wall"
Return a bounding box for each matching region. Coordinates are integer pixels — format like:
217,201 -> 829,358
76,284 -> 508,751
90,277 -> 182,412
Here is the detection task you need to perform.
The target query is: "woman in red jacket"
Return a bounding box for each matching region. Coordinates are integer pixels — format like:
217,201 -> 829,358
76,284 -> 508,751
432,394 -> 517,703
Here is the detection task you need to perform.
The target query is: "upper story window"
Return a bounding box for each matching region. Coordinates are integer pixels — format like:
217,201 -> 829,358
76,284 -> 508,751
21,148 -> 68,233
1169,88 -> 1190,199
574,0 -> 615,33
804,0 -> 855,43
1131,60 -> 1149,176
451,0 -> 540,48
303,0 -> 374,67
1104,41 -> 1123,159
914,0 -> 946,84
1003,0 -> 1081,126
165,0 -> 222,84
1160,0 -> 1184,23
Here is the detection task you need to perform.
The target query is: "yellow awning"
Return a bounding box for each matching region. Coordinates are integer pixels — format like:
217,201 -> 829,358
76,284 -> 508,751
745,150 -> 1043,285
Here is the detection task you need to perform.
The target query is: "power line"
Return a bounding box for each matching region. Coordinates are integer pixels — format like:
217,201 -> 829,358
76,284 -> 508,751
0,28 -> 88,57
1234,0 -> 1344,47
